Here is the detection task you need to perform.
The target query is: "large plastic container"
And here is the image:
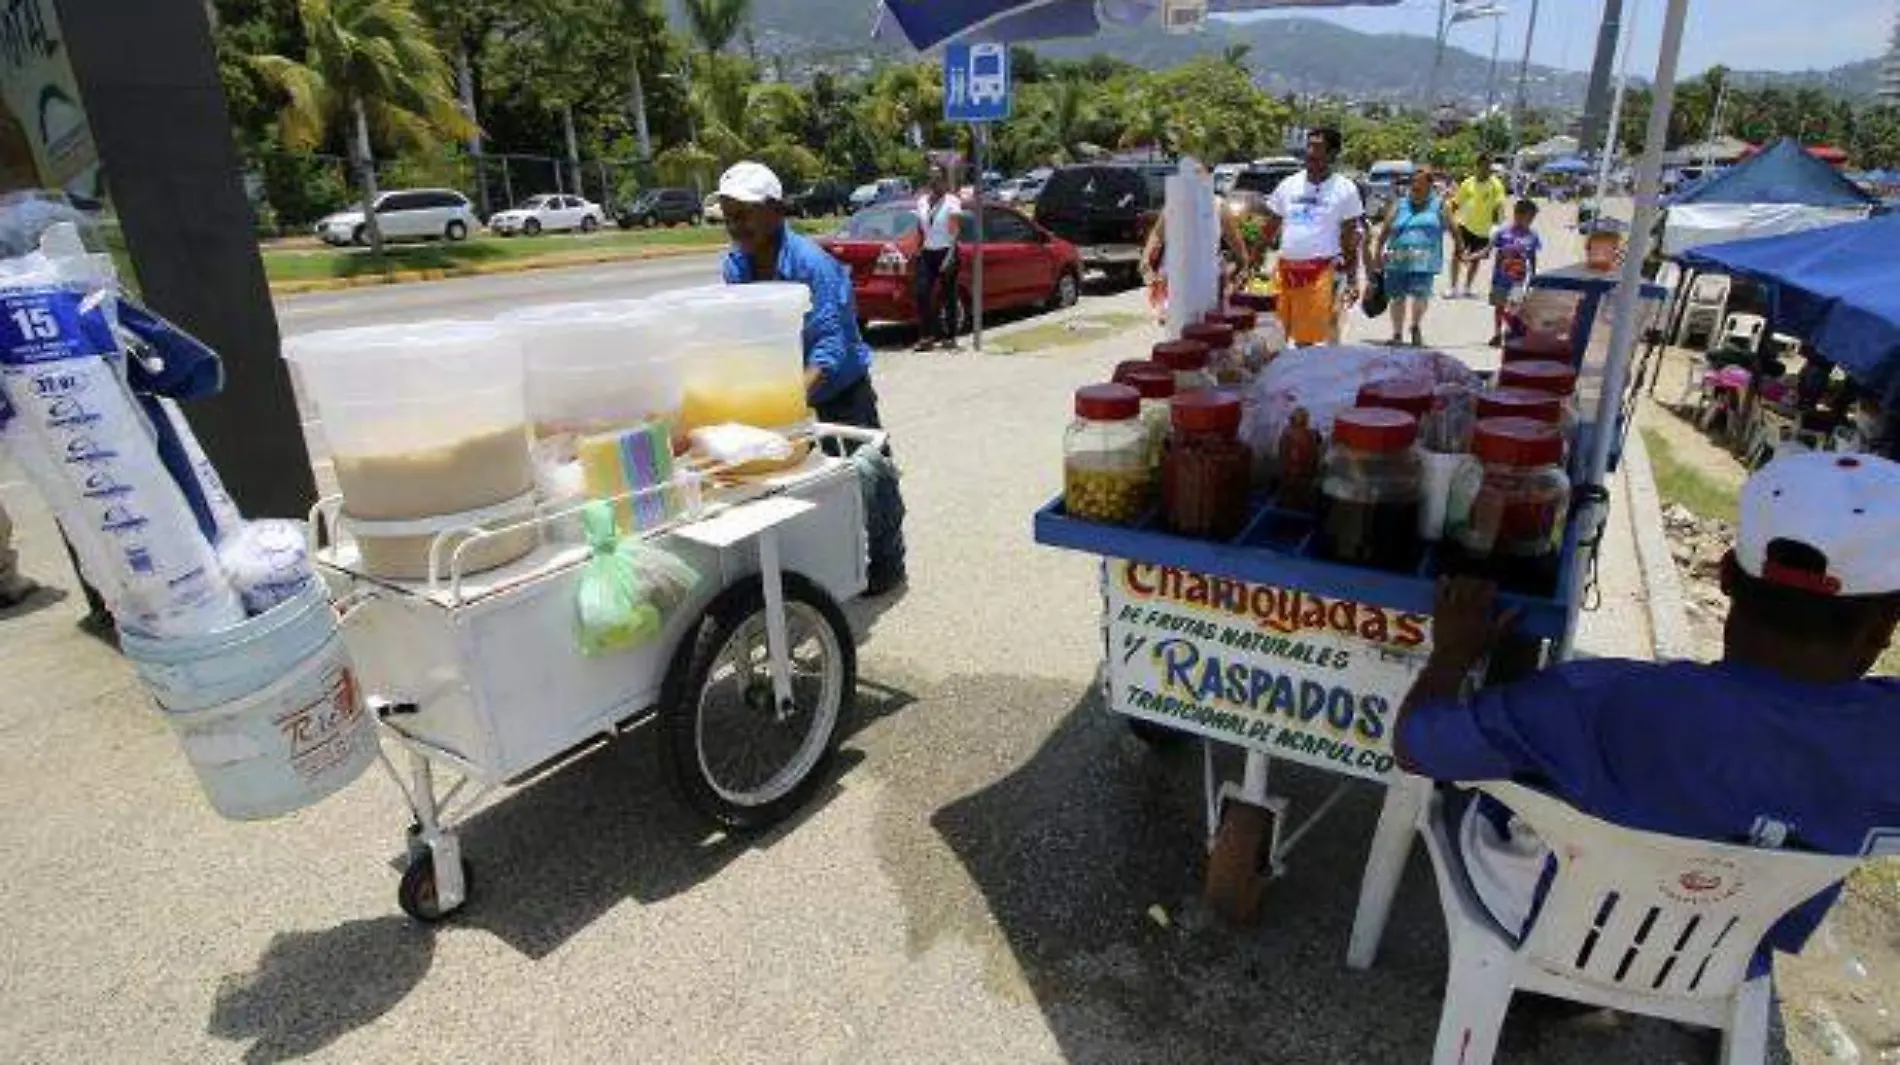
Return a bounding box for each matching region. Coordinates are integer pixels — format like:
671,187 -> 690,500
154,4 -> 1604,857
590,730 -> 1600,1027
120,580 -> 377,820
501,299 -> 686,443
670,284 -> 813,433
284,321 -> 536,579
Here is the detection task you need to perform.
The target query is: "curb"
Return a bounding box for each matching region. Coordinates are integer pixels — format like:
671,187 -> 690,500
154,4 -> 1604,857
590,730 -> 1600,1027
268,243 -> 723,296
1620,426 -> 1697,662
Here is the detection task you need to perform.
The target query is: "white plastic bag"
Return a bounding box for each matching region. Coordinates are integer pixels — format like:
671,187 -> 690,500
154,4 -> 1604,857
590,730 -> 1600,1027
688,423 -> 792,467
0,221 -> 242,636
1238,344 -> 1480,472
217,520 -> 315,615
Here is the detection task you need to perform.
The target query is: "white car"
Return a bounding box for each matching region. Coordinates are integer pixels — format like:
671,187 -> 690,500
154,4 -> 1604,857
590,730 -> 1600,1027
314,188 -> 477,246
488,194 -> 606,236
703,194 -> 724,225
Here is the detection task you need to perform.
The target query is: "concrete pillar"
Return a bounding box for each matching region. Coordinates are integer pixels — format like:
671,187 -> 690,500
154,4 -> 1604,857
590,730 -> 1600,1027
57,0 -> 316,519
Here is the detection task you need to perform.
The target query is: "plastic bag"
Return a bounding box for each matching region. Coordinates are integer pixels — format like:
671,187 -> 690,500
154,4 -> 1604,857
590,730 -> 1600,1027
0,216 -> 242,636
217,519 -> 315,615
688,423 -> 792,467
574,501 -> 662,655
617,537 -> 701,615
1361,269 -> 1389,319
1238,345 -> 1480,474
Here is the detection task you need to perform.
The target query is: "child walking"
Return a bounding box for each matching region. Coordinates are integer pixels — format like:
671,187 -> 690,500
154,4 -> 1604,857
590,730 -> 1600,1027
1486,199 -> 1543,348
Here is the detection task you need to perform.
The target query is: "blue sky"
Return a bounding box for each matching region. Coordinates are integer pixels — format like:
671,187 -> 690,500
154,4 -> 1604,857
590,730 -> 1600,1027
1222,0 -> 1897,75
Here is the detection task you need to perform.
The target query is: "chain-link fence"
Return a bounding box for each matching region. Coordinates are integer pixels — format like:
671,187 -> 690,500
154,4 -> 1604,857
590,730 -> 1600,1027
246,149 -> 660,236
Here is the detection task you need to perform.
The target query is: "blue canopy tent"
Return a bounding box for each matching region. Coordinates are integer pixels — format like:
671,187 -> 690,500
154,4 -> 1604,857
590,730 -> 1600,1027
1681,214 -> 1900,406
1540,156 -> 1594,175
873,0 -> 1399,50
1661,137 -> 1878,256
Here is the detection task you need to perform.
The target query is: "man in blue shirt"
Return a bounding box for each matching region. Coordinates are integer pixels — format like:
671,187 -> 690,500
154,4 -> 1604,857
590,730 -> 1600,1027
717,161 -> 906,594
1397,452 -> 1900,958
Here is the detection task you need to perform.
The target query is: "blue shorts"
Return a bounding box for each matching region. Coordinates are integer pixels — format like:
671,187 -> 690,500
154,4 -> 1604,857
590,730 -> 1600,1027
1384,270 -> 1436,300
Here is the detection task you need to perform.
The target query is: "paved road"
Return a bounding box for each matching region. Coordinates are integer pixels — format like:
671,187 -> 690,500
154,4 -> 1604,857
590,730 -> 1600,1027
0,214 -> 1723,1063
275,254 -> 729,335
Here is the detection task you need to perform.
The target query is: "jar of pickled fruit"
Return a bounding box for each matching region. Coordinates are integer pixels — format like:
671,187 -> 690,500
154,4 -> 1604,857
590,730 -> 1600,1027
1183,321 -> 1241,384
1152,338 -> 1214,393
1064,383 -> 1151,525
1120,364 -> 1176,471
1317,407 -> 1424,572
1355,379 -> 1435,420
1163,390 -> 1251,540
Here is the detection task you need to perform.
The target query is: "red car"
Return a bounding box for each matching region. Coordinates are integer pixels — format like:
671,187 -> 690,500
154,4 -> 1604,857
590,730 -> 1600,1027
818,200 -> 1083,329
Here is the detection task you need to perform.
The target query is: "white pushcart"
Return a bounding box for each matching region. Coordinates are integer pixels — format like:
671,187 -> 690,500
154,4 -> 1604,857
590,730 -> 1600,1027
310,425 -> 875,921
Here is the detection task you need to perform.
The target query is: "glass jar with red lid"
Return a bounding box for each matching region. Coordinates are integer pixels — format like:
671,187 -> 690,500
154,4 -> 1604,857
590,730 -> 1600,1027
1475,387 -> 1563,426
1355,380 -> 1435,419
1121,365 -> 1176,470
1317,407 -> 1424,571
1152,338 -> 1214,393
1064,383 -> 1151,525
1444,417 -> 1571,594
1211,308 -> 1266,375
1183,322 -> 1241,385
1163,390 -> 1251,540
1499,358 -> 1580,443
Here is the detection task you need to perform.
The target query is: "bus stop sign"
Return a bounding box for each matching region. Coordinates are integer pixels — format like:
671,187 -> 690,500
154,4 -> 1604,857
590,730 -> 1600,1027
943,43 -> 1010,123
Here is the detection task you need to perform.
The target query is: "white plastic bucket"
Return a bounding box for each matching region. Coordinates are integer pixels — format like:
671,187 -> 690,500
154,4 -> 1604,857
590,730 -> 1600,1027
121,582 -> 379,820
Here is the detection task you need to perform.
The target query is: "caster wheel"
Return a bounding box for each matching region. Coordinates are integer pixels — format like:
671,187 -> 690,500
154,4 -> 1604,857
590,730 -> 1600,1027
397,850 -> 471,923
1204,803 -> 1275,925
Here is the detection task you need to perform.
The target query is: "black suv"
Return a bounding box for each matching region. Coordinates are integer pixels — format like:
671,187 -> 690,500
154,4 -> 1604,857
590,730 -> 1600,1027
1032,163 -> 1170,286
617,187 -> 703,228
788,179 -> 853,218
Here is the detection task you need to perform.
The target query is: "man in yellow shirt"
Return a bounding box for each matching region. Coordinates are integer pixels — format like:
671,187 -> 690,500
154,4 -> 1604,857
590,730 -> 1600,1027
1449,154 -> 1509,299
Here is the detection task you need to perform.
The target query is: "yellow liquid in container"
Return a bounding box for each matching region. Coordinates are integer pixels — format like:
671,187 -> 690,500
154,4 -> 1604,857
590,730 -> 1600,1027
677,378 -> 810,434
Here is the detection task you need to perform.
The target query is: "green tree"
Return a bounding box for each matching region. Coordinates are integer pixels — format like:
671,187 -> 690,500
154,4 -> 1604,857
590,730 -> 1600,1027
251,0 -> 473,254
679,0 -> 751,56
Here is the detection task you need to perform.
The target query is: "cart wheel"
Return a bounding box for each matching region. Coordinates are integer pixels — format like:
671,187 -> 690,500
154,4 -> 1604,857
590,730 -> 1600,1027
659,573 -> 855,832
397,850 -> 471,923
1204,803 -> 1275,925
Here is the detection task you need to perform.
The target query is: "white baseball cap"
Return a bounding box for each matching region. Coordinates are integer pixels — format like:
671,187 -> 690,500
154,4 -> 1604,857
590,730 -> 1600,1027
1738,451 -> 1900,597
717,161 -> 783,204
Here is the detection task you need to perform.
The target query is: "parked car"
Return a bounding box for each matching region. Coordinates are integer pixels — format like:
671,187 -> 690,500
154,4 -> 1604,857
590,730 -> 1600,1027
817,200 -> 1082,330
489,194 -> 605,236
616,187 -> 702,229
848,177 -> 913,211
703,194 -> 724,225
1031,163 -> 1170,286
788,179 -> 854,218
314,188 -> 477,246
1364,159 -> 1416,220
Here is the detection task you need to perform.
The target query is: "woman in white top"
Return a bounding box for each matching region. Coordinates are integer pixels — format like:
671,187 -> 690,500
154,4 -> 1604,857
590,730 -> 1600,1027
911,166 -> 963,351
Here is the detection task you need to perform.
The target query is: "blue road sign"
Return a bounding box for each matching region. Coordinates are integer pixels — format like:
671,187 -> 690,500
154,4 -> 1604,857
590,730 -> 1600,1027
943,42 -> 1010,123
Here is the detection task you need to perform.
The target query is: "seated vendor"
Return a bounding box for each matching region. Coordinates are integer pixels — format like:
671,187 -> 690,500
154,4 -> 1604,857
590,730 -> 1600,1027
1395,452 -> 1900,959
717,161 -> 906,595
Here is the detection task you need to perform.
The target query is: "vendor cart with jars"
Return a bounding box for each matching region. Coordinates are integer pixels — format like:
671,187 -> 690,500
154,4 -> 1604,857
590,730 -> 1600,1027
1036,264 -> 1665,967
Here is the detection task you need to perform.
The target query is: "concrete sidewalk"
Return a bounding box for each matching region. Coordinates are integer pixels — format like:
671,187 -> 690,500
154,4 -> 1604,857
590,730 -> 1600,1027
0,219 -> 1700,1064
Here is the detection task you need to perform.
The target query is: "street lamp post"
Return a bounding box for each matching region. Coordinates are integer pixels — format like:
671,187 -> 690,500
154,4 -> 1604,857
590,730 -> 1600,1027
1422,2 -> 1508,156
1508,0 -> 1542,176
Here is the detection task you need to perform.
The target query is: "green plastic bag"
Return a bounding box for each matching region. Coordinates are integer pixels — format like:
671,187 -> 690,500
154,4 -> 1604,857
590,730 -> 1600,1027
575,501 -> 663,655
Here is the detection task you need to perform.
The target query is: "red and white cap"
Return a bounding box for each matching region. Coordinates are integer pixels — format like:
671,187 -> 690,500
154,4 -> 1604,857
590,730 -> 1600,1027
1738,452 -> 1900,597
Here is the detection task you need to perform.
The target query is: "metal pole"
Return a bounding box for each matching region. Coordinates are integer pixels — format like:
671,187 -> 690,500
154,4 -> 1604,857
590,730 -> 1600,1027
1508,0 -> 1541,174
1579,0 -> 1626,152
1594,0 -> 1643,208
973,122 -> 986,352
1485,13 -> 1503,115
1419,0 -> 1451,156
1559,0 -> 1689,659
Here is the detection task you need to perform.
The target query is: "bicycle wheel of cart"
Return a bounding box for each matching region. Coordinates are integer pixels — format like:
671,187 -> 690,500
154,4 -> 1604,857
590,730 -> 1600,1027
660,573 -> 855,830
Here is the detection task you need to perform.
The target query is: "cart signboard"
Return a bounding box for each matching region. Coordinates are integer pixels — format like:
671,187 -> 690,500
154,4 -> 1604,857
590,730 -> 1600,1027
1102,561 -> 1433,783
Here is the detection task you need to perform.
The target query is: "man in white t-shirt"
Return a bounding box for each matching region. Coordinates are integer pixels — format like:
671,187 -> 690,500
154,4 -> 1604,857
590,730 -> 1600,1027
910,166 -> 964,351
1263,127 -> 1365,345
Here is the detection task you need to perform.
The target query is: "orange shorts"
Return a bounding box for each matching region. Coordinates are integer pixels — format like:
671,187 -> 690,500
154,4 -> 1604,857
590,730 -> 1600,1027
1277,260 -> 1338,346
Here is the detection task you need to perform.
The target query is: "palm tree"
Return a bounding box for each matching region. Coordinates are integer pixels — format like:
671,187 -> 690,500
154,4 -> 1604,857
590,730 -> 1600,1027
1222,42 -> 1252,74
252,0 -> 472,255
680,0 -> 752,56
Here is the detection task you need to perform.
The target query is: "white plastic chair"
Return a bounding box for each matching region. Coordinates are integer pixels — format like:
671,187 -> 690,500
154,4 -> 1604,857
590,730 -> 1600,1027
1676,273 -> 1730,348
1421,782 -> 1859,1065
1720,312 -> 1766,352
